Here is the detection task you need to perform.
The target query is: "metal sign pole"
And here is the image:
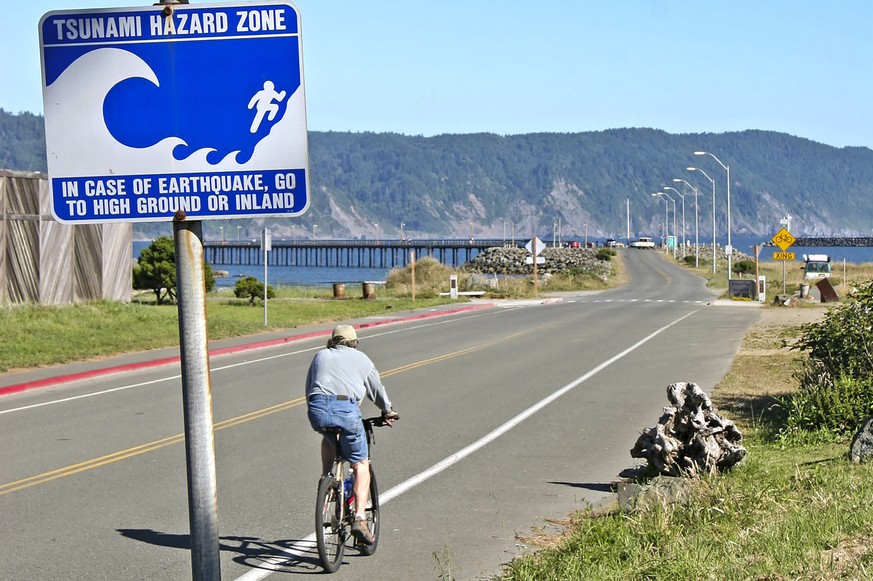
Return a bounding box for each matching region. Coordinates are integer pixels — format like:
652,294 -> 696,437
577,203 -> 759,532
263,228 -> 271,326
532,236 -> 539,296
173,217 -> 221,581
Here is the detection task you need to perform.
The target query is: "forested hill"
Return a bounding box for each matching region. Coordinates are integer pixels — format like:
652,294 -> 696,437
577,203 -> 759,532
3,108 -> 873,239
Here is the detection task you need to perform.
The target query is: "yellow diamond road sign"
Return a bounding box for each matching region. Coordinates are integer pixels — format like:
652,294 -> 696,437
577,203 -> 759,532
772,227 -> 796,251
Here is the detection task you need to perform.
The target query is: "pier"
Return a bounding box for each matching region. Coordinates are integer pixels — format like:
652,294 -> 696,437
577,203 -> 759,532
203,238 -> 520,268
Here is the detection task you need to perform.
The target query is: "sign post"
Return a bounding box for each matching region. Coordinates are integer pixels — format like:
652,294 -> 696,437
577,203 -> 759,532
525,236 -> 546,296
173,217 -> 220,581
40,2 -> 309,579
773,218 -> 795,295
263,227 -> 272,325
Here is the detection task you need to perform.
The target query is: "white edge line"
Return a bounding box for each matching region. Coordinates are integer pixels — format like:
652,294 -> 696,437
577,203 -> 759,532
233,308 -> 701,580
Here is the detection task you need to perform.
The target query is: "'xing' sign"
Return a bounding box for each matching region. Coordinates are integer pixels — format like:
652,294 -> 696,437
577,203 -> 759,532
40,1 -> 309,223
771,227 -> 796,252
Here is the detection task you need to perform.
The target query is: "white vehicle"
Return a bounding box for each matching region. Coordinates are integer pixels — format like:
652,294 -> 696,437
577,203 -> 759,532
802,254 -> 831,279
629,236 -> 655,249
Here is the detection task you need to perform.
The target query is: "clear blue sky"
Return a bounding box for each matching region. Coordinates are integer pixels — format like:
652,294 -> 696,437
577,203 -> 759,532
7,0 -> 872,149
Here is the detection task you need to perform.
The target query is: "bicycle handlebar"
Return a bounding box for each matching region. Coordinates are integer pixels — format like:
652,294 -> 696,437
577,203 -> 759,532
362,416 -> 392,428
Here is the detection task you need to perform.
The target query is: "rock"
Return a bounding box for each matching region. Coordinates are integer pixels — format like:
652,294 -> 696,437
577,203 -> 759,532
850,415 -> 873,463
616,475 -> 692,512
464,246 -> 611,280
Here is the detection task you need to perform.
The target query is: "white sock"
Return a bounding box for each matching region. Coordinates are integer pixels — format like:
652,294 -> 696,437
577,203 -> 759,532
355,513 -> 367,521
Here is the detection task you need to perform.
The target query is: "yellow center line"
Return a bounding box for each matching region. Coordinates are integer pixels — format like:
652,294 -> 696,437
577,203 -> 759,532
1,327 -> 536,496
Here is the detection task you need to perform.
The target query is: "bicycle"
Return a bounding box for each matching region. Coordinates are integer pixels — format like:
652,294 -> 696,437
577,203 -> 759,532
315,416 -> 390,573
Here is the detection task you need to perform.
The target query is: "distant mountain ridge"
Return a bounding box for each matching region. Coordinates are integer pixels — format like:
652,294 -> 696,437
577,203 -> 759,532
3,108 -> 872,240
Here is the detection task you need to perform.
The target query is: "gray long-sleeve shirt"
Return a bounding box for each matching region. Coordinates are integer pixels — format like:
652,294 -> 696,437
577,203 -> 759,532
305,345 -> 392,413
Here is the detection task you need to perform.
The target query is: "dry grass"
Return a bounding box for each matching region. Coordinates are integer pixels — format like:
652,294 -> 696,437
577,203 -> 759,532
710,305 -> 831,427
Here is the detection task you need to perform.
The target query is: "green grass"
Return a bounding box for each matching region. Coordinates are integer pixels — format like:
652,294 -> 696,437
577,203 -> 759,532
0,291 -> 455,372
501,439 -> 873,580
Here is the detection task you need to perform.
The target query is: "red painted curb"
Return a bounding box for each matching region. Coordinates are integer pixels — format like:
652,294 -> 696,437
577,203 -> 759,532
0,303 -> 492,398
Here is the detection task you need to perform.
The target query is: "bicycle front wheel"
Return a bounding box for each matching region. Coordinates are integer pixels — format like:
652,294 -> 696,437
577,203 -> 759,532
358,465 -> 380,556
315,474 -> 345,572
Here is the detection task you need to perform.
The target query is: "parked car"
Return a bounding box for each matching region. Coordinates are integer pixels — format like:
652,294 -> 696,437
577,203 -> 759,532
629,237 -> 655,249
802,254 -> 831,279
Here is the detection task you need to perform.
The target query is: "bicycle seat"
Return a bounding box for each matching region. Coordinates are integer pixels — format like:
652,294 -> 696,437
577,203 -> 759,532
320,427 -> 342,435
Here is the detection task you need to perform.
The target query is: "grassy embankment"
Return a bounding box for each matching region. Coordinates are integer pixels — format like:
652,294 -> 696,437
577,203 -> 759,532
497,254 -> 873,580
0,254 -> 618,373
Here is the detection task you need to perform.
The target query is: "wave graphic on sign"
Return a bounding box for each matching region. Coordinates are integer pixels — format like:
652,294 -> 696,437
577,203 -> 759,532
44,47 -> 306,177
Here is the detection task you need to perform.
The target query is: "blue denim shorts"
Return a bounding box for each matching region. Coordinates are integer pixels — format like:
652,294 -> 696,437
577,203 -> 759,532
307,395 -> 367,464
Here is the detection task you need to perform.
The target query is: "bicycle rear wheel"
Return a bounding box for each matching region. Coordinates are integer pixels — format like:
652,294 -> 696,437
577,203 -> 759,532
315,474 -> 345,572
358,465 -> 380,556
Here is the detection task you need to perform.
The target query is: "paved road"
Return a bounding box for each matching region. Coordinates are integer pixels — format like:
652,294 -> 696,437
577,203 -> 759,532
0,250 -> 761,580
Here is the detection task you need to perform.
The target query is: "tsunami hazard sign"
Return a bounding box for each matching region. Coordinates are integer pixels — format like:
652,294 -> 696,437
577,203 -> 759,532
39,1 -> 309,223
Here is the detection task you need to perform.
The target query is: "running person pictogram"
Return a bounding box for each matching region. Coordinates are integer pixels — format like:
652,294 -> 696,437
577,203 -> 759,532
247,80 -> 286,133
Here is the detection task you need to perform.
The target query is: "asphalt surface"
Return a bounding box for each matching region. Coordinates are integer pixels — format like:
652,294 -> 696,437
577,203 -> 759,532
0,251 -> 764,580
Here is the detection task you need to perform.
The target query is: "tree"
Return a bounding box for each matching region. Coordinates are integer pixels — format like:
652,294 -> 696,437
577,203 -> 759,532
233,276 -> 275,305
133,235 -> 215,304
732,259 -> 756,277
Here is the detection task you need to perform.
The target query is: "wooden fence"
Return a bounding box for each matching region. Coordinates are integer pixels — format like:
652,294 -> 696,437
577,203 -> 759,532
0,169 -> 131,305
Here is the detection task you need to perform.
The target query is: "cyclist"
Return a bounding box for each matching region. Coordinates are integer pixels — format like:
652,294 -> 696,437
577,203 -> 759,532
305,324 -> 399,545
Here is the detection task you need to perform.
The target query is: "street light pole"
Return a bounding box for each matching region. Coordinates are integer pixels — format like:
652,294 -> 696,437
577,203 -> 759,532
662,186 -> 686,259
654,192 -> 676,258
688,167 -> 716,274
673,178 -> 700,267
695,151 -> 731,279
651,193 -> 669,252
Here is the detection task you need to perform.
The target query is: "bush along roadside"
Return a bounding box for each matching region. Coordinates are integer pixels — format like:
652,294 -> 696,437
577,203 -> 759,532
782,279 -> 873,440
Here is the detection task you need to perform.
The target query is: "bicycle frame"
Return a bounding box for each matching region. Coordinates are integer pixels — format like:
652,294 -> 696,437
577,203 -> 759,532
327,417 -> 383,522
315,416 -> 388,572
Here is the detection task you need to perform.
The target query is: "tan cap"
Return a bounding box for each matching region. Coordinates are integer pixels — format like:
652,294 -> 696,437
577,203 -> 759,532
332,324 -> 357,342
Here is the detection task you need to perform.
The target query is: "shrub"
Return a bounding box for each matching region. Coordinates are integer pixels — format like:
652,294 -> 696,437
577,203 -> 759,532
784,363 -> 873,435
732,259 -> 757,276
233,276 -> 275,305
595,247 -> 615,261
386,257 -> 458,296
784,280 -> 873,435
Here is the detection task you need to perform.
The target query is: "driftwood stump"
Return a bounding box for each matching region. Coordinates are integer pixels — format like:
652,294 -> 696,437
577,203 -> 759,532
631,382 -> 746,477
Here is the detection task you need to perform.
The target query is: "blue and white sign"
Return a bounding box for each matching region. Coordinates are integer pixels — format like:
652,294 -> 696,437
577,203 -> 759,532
39,1 -> 309,223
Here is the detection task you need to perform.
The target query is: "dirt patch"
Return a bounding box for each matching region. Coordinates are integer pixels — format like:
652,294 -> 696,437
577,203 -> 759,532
711,304 -> 832,426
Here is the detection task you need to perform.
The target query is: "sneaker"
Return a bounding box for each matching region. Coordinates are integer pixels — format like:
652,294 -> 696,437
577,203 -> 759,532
351,518 -> 374,545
